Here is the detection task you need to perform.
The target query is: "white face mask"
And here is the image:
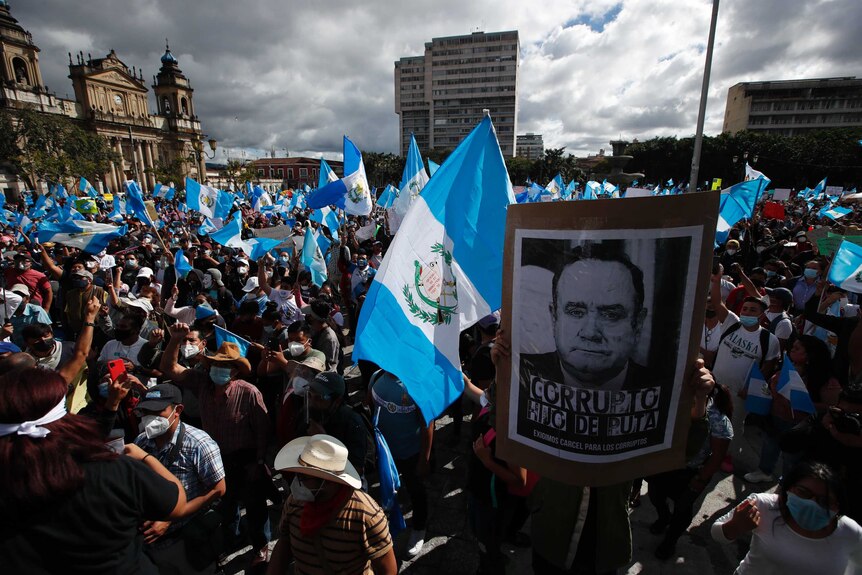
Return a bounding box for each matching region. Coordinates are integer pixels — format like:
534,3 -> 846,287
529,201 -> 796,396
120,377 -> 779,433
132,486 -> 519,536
289,476 -> 322,502
237,266 -> 249,275
180,343 -> 200,359
288,342 -> 306,357
140,407 -> 176,440
725,249 -> 737,256
202,276 -> 213,289
291,376 -> 310,396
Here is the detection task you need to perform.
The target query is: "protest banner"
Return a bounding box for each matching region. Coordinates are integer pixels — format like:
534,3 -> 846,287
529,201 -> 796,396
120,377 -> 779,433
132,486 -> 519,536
496,192 -> 719,486
762,201 -> 785,220
252,224 -> 297,250
623,187 -> 652,198
771,188 -> 791,201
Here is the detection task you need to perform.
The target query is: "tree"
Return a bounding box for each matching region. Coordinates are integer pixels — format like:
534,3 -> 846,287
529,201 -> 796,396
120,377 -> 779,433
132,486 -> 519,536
146,158 -> 185,188
363,152 -> 405,188
220,159 -> 259,190
505,156 -> 533,186
425,147 -> 453,166
9,106 -> 119,190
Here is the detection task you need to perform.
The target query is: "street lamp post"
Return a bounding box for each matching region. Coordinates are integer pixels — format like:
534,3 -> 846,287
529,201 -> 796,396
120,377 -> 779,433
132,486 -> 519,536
188,137 -> 217,182
732,151 -> 758,182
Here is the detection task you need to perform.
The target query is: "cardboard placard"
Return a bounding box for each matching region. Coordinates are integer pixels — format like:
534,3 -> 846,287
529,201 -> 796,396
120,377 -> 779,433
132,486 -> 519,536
623,187 -> 652,198
496,192 -> 719,486
771,188 -> 791,202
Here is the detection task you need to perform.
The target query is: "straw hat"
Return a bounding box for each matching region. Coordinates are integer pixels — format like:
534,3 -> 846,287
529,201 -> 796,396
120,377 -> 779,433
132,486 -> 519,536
274,434 -> 361,488
204,341 -> 251,373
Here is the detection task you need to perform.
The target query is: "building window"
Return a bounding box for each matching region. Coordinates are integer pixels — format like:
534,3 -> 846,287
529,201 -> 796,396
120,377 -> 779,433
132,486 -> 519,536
257,169 -> 264,176
288,168 -> 294,179
12,57 -> 29,85
181,97 -> 189,116
299,168 -> 308,177
162,96 -> 172,115
277,168 -> 284,177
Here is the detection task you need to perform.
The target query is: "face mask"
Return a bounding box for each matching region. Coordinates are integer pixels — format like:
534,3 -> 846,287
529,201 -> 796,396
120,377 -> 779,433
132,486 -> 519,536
288,342 -> 306,357
725,249 -> 737,256
141,408 -> 176,440
180,343 -> 200,359
237,266 -> 249,275
357,259 -> 368,268
291,376 -> 309,396
204,250 -> 211,256
766,270 -> 777,278
202,276 -> 213,289
209,366 -> 232,386
280,256 -> 290,264
16,262 -> 27,271
740,315 -> 760,328
803,268 -> 818,279
705,309 -> 716,318
85,261 -> 97,270
72,279 -> 88,289
263,325 -> 275,335
98,381 -> 110,399
289,476 -> 323,502
125,259 -> 138,269
32,337 -> 54,353
786,492 -> 835,531
114,329 -> 132,341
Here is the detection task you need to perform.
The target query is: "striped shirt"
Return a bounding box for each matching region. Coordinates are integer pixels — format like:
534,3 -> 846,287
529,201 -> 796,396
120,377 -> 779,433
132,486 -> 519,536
279,488 -> 392,574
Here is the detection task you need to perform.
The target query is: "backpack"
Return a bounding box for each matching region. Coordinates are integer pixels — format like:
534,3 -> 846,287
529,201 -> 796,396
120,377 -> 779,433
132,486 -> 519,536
718,321 -> 772,367
766,311 -> 797,344
347,387 -> 378,474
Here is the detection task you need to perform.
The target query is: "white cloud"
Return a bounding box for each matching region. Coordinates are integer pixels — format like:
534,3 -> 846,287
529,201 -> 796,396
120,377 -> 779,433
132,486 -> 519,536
10,0 -> 859,158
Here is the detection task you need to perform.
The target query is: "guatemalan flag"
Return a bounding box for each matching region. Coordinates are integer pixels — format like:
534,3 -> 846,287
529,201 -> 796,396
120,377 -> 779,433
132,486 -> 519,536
715,177 -> 770,244
354,116 -> 514,423
319,157 -> 339,189
300,225 -> 328,287
776,353 -> 815,414
185,177 -> 219,219
79,178 -> 99,198
306,137 -> 372,215
744,362 -> 772,415
174,249 -> 193,279
545,173 -> 563,199
827,241 -> 862,294
309,206 -> 340,235
37,220 -> 127,254
390,134 -> 429,233
214,325 -> 251,358
376,184 -> 398,210
428,159 -> 440,177
153,183 -> 175,200
123,181 -> 153,226
819,205 -> 852,220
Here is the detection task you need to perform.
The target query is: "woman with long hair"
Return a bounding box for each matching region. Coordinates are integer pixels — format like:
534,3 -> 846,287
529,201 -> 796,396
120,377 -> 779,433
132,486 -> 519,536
745,335 -> 842,484
713,460 -> 862,574
647,383 -> 734,559
0,368 -> 189,574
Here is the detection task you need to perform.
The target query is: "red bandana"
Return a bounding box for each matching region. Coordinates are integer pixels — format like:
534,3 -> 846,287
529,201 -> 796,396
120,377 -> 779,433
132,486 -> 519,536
299,484 -> 353,537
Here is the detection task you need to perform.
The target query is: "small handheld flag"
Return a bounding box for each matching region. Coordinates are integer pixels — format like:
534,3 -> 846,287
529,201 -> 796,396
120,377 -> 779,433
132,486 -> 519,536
214,325 -> 251,358
744,362 -> 772,415
775,354 -> 815,414
827,241 -> 862,294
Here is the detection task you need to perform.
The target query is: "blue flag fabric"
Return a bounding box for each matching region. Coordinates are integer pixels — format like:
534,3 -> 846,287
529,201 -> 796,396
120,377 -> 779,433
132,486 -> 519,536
108,193 -> 126,222
300,226 -> 328,287
214,325 -> 251,358
776,354 -> 816,414
373,408 -> 406,535
174,249 -> 193,279
214,191 -> 237,221
745,362 -> 772,415
428,159 -> 440,177
376,184 -> 398,209
353,116 -> 514,424
309,206 -> 341,234
123,181 -> 153,226
185,177 -> 219,218
79,178 -> 99,198
319,157 -> 338,189
827,241 -> 862,294
153,183 -> 175,200
716,177 -> 770,244
37,220 -> 127,254
819,206 -> 852,220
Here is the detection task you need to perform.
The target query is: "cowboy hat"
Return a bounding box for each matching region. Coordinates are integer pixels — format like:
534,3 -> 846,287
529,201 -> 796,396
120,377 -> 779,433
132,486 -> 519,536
274,434 -> 361,489
203,341 -> 251,373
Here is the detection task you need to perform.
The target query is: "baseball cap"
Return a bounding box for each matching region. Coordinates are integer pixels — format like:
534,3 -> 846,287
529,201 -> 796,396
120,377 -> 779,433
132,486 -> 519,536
767,287 -> 793,307
73,270 -> 94,281
137,384 -> 183,412
0,341 -> 21,354
242,277 -> 259,292
309,372 -> 345,399
136,267 -> 154,278
298,353 -> 325,373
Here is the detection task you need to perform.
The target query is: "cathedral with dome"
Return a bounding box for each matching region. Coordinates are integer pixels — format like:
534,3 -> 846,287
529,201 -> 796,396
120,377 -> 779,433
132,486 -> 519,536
0,0 -> 209,194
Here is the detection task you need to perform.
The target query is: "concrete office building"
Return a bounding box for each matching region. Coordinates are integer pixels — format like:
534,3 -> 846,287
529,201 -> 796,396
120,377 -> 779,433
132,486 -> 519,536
516,133 -> 543,160
395,30 -> 519,157
723,77 -> 862,136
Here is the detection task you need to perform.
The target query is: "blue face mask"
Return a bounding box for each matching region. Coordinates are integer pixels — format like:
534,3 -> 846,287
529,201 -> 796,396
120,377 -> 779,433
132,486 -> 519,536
803,268 -> 819,279
786,492 -> 835,531
209,366 -> 232,386
740,315 -> 760,328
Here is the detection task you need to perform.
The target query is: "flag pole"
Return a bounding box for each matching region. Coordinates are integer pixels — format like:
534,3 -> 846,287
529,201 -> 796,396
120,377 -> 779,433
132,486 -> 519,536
688,0 -> 720,193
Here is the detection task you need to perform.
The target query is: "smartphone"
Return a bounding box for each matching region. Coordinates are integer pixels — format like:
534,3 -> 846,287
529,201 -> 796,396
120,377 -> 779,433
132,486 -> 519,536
107,359 -> 126,381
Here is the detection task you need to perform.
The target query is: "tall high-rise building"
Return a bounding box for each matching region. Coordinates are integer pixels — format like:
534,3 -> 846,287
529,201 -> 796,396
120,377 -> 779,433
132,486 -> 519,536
516,133 -> 543,160
394,30 -> 519,157
723,77 -> 862,136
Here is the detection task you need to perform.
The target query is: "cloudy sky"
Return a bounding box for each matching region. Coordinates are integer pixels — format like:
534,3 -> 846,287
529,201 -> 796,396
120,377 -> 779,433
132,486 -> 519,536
12,0 -> 860,160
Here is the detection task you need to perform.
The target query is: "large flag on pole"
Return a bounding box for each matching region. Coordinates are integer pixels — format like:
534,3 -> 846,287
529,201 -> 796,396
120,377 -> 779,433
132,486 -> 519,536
185,177 -> 219,218
827,241 -> 862,294
318,157 -> 338,189
123,181 -> 153,226
79,177 -> 99,198
715,177 -> 770,243
343,137 -> 372,216
354,115 -> 514,423
389,134 -> 429,233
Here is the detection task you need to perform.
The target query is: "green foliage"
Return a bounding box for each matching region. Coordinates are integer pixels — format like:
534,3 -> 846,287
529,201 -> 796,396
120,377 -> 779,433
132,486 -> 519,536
8,106 -> 119,189
425,148 -> 453,166
147,158 -> 186,188
220,159 -> 259,190
626,129 -> 862,188
363,152 -> 405,188
505,156 -> 533,186
533,147 -> 585,186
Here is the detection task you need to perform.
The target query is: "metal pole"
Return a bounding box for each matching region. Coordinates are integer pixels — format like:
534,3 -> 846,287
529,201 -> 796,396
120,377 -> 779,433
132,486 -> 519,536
128,125 -> 139,183
688,0 -> 720,192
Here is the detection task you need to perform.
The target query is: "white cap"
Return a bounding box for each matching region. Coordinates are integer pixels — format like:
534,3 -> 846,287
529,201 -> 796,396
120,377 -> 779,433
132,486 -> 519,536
136,266 -> 154,278
242,277 -> 259,292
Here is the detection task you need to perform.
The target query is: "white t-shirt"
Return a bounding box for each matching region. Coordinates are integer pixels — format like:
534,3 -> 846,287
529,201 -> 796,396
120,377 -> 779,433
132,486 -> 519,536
701,312 -> 739,353
764,311 -> 794,341
713,493 -> 862,575
98,336 -> 147,367
711,321 -> 780,393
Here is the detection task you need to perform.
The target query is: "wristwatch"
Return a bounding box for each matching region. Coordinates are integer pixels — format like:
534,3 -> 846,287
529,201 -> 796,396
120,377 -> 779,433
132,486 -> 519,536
84,322 -> 96,327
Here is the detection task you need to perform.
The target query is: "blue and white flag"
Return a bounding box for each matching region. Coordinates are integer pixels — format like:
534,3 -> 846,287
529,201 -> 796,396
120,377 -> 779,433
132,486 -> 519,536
744,362 -> 772,415
376,184 -> 398,210
214,190 -> 237,221
776,354 -> 816,414
153,183 -> 175,200
174,249 -> 193,279
428,159 -> 440,177
300,225 -> 328,287
716,177 -> 770,244
50,183 -> 69,201
745,163 -> 769,183
390,134 -> 430,232
251,185 -> 273,212
819,205 -> 852,220
343,137 -> 373,216
354,116 -> 514,423
827,241 -> 862,294
79,178 -> 99,198
287,191 -> 306,212
214,325 -> 251,358
108,194 -> 126,222
210,214 -> 247,251
37,220 -> 127,254
123,180 -> 153,226
319,157 -> 339,189
584,181 -> 600,200
309,206 -> 341,235
374,408 -> 406,535
545,173 -> 564,199
185,177 -> 219,219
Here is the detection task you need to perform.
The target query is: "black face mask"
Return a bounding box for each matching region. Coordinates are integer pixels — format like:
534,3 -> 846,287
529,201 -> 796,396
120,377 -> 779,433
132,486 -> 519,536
705,309 -> 717,318
32,338 -> 54,353
114,329 -> 132,341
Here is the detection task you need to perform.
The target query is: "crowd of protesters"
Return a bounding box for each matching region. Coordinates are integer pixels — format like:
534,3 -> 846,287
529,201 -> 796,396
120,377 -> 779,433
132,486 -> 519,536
0,182 -> 861,575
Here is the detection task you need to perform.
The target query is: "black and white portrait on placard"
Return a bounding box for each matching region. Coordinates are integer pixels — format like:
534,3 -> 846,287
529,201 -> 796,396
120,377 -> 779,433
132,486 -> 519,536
508,227 -> 702,463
